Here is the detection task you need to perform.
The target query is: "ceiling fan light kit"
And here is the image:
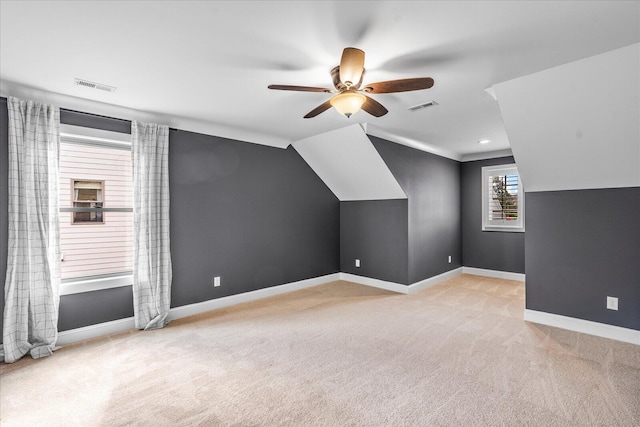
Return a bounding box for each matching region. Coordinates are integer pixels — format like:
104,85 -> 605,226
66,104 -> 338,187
330,91 -> 366,118
268,47 -> 434,119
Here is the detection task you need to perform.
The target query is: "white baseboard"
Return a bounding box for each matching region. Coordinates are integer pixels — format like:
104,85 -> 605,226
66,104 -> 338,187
339,268 -> 463,295
407,268 -> 463,294
168,273 -> 340,321
339,273 -> 410,294
55,268 -> 522,347
462,267 -> 525,282
57,273 -> 341,346
57,317 -> 135,346
524,309 -> 640,345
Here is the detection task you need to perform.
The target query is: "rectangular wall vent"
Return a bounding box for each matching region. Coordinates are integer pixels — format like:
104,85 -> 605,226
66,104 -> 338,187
74,78 -> 117,93
408,100 -> 438,111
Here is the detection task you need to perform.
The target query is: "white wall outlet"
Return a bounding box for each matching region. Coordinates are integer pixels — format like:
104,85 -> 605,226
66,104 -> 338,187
448,255 -> 452,263
606,296 -> 618,310
213,276 -> 221,287
355,259 -> 360,268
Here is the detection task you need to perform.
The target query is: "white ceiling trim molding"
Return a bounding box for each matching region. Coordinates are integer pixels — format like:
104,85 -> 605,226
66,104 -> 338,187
292,124 -> 407,201
461,149 -> 514,162
0,80 -> 291,149
366,124 -> 461,161
493,43 -> 640,192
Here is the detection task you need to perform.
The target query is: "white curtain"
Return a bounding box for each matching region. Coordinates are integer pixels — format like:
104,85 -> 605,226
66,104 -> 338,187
131,120 -> 172,330
1,97 -> 61,363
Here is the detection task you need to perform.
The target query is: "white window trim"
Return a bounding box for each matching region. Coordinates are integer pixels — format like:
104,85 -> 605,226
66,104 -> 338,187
60,274 -> 133,295
59,124 -> 133,294
481,164 -> 525,232
60,124 -> 131,148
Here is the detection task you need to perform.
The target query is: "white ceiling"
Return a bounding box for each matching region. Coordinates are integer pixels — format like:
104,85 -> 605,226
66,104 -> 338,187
1,1 -> 638,158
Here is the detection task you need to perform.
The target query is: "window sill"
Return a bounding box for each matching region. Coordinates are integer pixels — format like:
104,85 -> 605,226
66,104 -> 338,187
60,275 -> 133,295
482,227 -> 525,233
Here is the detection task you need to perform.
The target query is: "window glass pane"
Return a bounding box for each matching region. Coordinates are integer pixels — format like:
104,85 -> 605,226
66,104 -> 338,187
490,174 -> 519,220
482,164 -> 524,232
60,211 -> 133,279
60,141 -> 133,279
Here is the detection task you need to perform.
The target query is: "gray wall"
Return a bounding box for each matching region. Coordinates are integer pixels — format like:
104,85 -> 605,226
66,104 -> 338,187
0,100 -> 340,333
461,156 -> 525,273
340,199 -> 408,284
369,136 -> 462,283
526,188 -> 640,330
169,129 -> 339,307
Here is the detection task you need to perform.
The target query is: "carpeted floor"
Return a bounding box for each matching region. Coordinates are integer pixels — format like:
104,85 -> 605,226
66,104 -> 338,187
1,274 -> 638,426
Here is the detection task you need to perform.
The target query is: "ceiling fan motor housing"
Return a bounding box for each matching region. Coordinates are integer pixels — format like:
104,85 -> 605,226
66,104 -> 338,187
331,66 -> 364,92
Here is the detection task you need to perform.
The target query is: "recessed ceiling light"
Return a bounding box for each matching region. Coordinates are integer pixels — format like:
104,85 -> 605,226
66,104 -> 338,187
477,139 -> 491,144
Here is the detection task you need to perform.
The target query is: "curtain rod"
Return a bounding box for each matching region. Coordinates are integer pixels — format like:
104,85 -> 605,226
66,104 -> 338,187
61,107 -> 178,132
0,97 -> 177,131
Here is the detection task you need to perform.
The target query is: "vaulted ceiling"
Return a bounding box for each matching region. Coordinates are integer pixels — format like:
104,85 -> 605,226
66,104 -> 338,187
1,1 -> 638,158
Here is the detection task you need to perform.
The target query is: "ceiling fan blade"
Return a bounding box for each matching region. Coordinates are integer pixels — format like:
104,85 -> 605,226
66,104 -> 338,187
361,95 -> 388,117
363,77 -> 434,94
268,84 -> 332,93
303,100 -> 333,118
339,47 -> 365,88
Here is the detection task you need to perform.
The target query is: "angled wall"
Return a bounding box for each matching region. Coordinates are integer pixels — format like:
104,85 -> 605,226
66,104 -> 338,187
292,124 -> 406,201
493,43 -> 640,192
493,45 -> 640,331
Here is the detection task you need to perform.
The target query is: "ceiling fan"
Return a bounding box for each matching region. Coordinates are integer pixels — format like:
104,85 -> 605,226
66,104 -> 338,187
268,47 -> 434,119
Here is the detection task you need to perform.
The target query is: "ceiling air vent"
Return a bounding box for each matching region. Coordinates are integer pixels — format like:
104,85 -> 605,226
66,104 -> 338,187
408,100 -> 438,112
74,78 -> 117,93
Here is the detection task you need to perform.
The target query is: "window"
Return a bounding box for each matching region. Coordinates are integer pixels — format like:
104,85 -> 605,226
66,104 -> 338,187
482,164 -> 524,232
59,124 -> 133,294
71,180 -> 104,223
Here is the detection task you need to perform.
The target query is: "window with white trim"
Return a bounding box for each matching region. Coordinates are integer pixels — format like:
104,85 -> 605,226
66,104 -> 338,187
59,124 -> 133,294
481,164 -> 524,232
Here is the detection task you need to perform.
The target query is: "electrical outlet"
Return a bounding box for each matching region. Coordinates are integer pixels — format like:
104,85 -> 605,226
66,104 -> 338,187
448,255 -> 452,263
606,296 -> 618,311
355,259 -> 360,268
213,276 -> 221,287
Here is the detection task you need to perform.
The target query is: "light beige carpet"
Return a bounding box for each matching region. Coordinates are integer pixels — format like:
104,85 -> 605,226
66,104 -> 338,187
1,274 -> 638,426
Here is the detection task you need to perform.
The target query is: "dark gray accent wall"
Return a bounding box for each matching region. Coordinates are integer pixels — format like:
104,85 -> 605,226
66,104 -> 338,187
369,136 -> 462,284
526,188 -> 640,330
169,129 -> 339,307
58,286 -> 134,330
461,156 -> 525,273
340,200 -> 408,284
0,100 -> 340,336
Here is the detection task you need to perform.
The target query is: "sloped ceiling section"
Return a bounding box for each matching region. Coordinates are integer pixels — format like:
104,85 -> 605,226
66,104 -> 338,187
292,124 -> 406,201
493,43 -> 640,192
